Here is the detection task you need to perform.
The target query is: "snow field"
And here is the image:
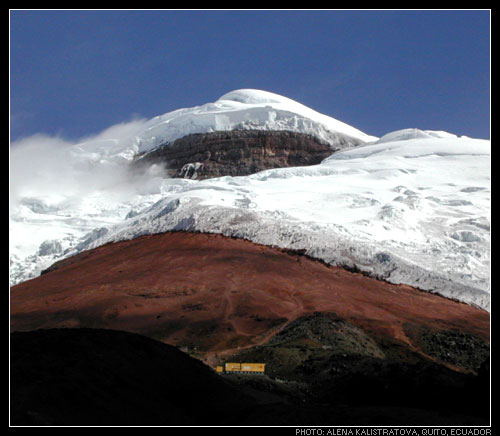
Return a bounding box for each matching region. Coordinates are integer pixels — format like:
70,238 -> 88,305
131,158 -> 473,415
9,91 -> 490,311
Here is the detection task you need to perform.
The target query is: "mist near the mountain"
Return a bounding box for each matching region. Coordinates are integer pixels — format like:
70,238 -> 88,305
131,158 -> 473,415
10,118 -> 167,211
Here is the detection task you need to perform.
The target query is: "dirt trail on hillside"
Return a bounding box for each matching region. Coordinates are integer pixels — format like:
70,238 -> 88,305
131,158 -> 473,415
11,231 -> 489,369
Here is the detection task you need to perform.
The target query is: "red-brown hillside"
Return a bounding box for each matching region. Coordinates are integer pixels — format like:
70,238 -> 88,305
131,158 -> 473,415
10,232 -> 489,366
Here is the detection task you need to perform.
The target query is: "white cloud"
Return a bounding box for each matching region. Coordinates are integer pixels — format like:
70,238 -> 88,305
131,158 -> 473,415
10,117 -> 166,210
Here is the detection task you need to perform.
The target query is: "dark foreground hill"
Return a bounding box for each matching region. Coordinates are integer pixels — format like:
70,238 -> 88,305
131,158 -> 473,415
10,328 -> 489,426
10,328 -> 254,426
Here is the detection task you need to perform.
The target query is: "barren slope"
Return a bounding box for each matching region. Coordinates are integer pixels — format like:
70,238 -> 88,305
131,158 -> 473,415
10,232 -> 489,371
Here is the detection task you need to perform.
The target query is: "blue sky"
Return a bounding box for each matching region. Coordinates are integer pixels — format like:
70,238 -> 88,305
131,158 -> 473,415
10,10 -> 490,141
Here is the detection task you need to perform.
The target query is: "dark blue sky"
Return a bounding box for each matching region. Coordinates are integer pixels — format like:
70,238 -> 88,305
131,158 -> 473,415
10,10 -> 490,141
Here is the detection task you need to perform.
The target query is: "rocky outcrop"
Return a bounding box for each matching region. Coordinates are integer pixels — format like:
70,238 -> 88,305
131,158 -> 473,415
133,130 -> 358,179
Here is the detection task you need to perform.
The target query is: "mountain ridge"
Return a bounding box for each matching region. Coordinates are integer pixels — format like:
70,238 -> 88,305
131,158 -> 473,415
10,90 -> 490,311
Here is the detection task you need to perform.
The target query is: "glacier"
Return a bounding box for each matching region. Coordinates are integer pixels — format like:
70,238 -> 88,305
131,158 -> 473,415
134,89 -> 378,153
9,90 -> 491,311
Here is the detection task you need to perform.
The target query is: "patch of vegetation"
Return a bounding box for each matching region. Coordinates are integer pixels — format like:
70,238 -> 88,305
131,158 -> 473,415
404,323 -> 490,373
228,312 -> 390,382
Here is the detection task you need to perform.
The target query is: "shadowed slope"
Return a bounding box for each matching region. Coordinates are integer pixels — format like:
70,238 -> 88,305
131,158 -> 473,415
10,327 -> 489,426
10,328 -> 255,425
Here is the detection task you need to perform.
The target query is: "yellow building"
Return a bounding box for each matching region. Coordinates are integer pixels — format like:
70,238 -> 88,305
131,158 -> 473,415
221,362 -> 265,374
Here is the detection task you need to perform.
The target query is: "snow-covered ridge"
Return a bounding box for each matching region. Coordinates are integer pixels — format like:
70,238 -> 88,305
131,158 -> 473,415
134,89 -> 378,152
374,128 -> 460,144
10,127 -> 489,311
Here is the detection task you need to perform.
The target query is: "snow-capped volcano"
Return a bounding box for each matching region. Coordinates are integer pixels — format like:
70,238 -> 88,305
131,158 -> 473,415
10,90 -> 490,311
134,89 -> 378,153
35,89 -> 375,171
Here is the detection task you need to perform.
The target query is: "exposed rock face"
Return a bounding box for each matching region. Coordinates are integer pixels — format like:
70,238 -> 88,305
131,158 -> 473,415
133,130 -> 358,179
